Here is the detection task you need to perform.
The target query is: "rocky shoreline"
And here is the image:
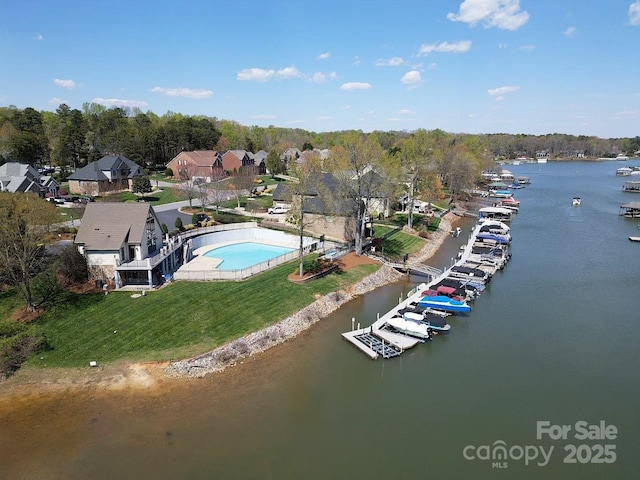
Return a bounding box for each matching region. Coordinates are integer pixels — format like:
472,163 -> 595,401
165,215 -> 454,379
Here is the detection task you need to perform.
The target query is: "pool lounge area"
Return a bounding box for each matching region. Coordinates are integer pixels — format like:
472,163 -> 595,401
174,227 -> 318,281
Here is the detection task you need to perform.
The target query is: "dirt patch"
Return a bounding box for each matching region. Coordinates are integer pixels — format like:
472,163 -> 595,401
11,308 -> 44,323
287,252 -> 379,282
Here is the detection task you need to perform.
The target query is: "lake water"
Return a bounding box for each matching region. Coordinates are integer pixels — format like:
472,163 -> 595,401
1,160 -> 639,479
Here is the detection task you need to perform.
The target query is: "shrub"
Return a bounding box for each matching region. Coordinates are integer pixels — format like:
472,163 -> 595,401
175,217 -> 183,230
213,212 -> 253,224
302,257 -> 334,275
164,168 -> 173,177
56,245 -> 89,284
0,321 -> 49,379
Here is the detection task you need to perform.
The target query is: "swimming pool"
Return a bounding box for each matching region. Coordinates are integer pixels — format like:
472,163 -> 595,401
202,242 -> 296,271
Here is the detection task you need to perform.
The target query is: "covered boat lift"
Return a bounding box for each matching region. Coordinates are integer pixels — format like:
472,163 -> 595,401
619,202 -> 640,218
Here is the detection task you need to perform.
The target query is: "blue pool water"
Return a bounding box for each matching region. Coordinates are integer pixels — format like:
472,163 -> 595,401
202,242 -> 295,270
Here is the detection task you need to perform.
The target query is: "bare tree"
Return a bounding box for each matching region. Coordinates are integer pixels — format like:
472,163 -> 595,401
0,193 -> 58,311
284,153 -> 330,276
228,167 -> 256,209
175,163 -> 201,209
327,132 -> 386,255
207,167 -> 229,213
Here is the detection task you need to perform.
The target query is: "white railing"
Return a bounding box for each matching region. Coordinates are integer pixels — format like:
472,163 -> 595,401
173,244 -> 318,281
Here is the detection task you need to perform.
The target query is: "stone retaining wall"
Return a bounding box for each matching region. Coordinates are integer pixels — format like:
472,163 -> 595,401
165,214 -> 455,379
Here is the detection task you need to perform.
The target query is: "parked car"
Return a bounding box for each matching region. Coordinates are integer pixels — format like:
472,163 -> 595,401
196,213 -> 210,223
268,206 -> 288,214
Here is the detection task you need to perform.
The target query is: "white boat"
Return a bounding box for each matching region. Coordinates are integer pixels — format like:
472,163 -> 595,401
572,197 -> 581,206
537,157 -> 548,163
616,154 -> 629,161
386,315 -> 431,340
478,206 -> 513,222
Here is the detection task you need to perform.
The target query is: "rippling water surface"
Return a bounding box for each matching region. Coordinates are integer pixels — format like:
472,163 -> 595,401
1,160 -> 639,479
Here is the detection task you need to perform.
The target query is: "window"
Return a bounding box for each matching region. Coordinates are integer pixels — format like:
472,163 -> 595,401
146,213 -> 157,254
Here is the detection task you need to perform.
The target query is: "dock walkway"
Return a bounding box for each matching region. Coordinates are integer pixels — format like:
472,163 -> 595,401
342,220 -> 508,359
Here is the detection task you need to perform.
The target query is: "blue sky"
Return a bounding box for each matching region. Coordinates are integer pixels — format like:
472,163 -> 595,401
1,0 -> 639,138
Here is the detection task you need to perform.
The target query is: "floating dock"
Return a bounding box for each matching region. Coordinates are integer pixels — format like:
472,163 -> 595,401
342,219 -> 511,359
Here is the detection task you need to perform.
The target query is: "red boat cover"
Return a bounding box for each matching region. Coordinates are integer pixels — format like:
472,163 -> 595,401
436,286 -> 456,295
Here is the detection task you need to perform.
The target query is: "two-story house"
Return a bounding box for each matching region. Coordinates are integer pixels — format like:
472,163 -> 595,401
0,162 -> 59,197
75,202 -> 183,288
166,150 -> 223,182
221,150 -> 256,173
67,155 -> 146,195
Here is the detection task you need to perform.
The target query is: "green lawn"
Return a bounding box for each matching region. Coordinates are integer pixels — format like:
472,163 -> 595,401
100,188 -> 186,205
26,261 -> 379,368
371,225 -> 426,260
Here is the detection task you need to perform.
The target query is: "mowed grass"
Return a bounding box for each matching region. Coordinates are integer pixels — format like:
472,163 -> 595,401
28,260 -> 379,368
371,225 -> 426,260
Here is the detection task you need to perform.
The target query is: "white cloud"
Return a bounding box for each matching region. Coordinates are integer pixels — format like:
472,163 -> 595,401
488,85 -> 520,100
92,98 -> 149,108
353,56 -> 361,66
237,68 -> 275,82
564,26 -> 576,37
630,1 -> 640,25
276,65 -> 302,79
614,109 -> 638,116
36,34 -> 43,41
418,40 -> 472,56
398,109 -> 415,115
375,56 -> 406,66
447,0 -> 529,31
310,71 -> 338,83
340,82 -> 372,91
317,52 -> 331,60
48,97 -> 65,105
54,78 -> 76,89
519,44 -> 535,52
150,87 -> 213,99
401,71 -> 422,85
310,72 -> 327,84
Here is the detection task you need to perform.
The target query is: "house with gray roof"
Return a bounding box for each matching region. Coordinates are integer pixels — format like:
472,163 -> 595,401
75,202 -> 183,288
0,162 -> 59,196
252,150 -> 268,174
67,155 -> 146,196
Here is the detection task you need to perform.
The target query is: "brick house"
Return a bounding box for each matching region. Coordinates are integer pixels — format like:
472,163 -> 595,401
166,150 -> 223,182
221,150 -> 256,173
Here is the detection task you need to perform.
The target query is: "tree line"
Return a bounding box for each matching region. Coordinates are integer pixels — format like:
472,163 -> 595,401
1,104 -> 638,174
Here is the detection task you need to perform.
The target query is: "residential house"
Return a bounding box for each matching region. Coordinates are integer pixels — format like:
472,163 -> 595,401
252,150 -> 268,174
0,162 -> 59,196
166,150 -> 223,182
221,149 -> 256,173
280,148 -> 301,170
271,167 -> 391,242
67,155 -> 146,196
75,202 -> 183,288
